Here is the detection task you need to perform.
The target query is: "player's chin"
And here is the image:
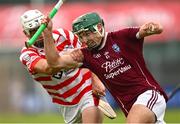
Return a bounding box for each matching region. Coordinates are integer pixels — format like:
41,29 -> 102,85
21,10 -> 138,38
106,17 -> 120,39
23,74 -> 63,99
34,39 -> 44,48
87,42 -> 99,50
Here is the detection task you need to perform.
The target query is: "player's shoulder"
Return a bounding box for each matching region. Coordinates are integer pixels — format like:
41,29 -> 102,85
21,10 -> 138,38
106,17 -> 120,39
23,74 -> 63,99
20,46 -> 37,54
19,46 -> 37,63
109,26 -> 140,37
113,26 -> 139,33
53,28 -> 79,47
53,28 -> 75,39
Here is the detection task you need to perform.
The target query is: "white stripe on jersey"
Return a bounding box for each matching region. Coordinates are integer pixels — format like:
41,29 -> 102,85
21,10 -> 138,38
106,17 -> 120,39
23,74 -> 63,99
52,33 -> 59,41
55,28 -> 81,48
51,88 -> 92,104
20,47 -> 36,61
55,28 -> 69,47
37,70 -> 81,95
48,74 -> 91,95
34,68 -> 79,86
68,31 -> 81,48
69,30 -> 76,44
48,78 -> 92,102
57,28 -> 67,39
20,51 -> 36,61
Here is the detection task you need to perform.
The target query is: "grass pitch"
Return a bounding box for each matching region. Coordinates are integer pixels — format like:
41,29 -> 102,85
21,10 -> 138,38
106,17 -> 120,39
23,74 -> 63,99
0,109 -> 179,123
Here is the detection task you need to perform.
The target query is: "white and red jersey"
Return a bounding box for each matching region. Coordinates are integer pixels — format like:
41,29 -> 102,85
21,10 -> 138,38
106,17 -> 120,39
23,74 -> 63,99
20,28 -> 93,106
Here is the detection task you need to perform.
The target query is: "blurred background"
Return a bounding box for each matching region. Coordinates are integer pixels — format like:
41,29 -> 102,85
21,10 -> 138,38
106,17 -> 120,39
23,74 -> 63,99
0,0 -> 180,123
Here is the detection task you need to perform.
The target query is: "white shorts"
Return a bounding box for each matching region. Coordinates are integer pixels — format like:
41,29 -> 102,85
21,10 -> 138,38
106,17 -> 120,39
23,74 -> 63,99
134,90 -> 167,124
59,92 -> 97,124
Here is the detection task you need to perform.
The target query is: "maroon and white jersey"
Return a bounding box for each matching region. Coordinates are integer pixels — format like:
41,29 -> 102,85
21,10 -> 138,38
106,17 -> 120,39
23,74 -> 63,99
20,28 -> 92,106
81,27 -> 168,116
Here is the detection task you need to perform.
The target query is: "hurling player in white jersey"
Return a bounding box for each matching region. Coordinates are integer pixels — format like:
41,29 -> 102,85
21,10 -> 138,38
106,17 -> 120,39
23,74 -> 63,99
19,9 -> 109,123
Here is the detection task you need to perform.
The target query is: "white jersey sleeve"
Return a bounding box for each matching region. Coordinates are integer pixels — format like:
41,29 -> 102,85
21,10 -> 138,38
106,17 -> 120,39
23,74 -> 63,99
19,47 -> 42,74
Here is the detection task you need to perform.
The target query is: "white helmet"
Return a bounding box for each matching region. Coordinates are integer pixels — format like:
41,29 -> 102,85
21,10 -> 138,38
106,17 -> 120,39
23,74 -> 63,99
20,9 -> 45,35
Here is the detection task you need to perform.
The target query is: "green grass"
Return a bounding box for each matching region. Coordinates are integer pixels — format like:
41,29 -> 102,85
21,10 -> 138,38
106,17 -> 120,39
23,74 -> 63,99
0,109 -> 179,123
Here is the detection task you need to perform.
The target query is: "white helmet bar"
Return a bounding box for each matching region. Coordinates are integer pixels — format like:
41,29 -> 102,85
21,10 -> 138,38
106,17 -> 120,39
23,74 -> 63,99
20,9 -> 45,34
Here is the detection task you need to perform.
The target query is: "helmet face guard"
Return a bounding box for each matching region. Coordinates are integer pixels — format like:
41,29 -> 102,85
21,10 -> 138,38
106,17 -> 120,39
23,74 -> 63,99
72,12 -> 103,35
20,9 -> 45,35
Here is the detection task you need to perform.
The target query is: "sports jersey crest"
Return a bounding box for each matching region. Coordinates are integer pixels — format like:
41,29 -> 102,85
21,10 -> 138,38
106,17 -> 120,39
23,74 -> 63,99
112,43 -> 120,53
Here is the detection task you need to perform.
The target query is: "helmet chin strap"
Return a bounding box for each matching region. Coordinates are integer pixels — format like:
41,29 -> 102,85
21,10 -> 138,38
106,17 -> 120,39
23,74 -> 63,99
93,24 -> 105,37
88,25 -> 105,51
94,24 -> 105,46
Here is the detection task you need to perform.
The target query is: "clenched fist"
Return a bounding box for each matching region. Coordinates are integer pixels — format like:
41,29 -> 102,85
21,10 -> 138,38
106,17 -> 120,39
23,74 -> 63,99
138,22 -> 163,38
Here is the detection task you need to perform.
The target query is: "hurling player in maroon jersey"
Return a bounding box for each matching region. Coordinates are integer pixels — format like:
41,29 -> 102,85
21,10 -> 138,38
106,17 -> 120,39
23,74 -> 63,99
43,12 -> 168,123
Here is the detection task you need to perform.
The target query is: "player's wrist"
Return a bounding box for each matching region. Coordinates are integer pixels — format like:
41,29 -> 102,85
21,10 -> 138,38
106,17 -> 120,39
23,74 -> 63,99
43,32 -> 53,41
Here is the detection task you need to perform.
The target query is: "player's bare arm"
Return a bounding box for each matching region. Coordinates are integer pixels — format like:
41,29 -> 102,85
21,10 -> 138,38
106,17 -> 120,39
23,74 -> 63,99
42,17 -> 106,98
33,59 -> 58,74
42,17 -> 81,71
91,72 -> 106,97
70,48 -> 84,63
81,68 -> 106,96
137,22 -> 163,39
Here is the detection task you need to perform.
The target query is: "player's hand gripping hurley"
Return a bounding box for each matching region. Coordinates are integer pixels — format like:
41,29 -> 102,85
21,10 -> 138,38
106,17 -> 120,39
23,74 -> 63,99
25,0 -> 66,48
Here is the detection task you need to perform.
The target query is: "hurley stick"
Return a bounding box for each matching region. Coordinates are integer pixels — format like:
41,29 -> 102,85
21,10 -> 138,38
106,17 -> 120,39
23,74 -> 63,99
25,0 -> 66,48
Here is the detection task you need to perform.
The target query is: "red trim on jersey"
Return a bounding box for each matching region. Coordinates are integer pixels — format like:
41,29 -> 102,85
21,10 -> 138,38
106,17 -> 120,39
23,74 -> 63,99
53,30 -> 61,35
63,28 -> 70,40
21,47 -> 37,53
29,53 -> 38,57
71,85 -> 92,103
47,71 -> 91,98
56,40 -> 71,51
29,57 -> 42,73
43,69 -> 81,90
21,53 -> 38,65
52,85 -> 92,105
34,76 -> 52,81
21,59 -> 27,66
53,30 -> 61,43
21,48 -> 39,66
40,55 -> 45,59
73,35 -> 78,48
63,28 -> 78,48
62,71 -> 91,98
